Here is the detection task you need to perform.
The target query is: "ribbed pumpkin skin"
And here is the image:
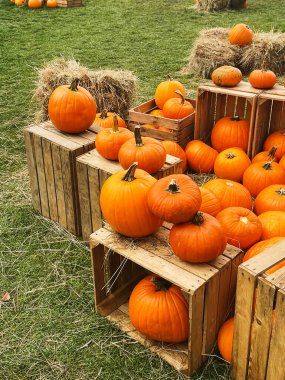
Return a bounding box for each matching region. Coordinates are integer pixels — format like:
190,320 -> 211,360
279,155 -> 285,171
211,116 -> 250,153
147,174 -> 202,224
200,187 -> 222,217
218,318 -> 234,363
163,97 -> 194,120
216,207 -> 262,249
214,147 -> 251,183
162,140 -> 187,172
212,66 -> 242,87
94,112 -> 126,129
169,212 -> 227,263
243,161 -> 285,198
254,185 -> 285,215
252,147 -> 278,164
249,70 -> 277,89
129,275 -> 189,343
258,211 -> 285,240
185,140 -> 218,173
228,23 -> 253,46
203,179 -> 252,210
95,127 -> 133,161
154,80 -> 186,110
263,132 -> 285,160
100,165 -> 162,237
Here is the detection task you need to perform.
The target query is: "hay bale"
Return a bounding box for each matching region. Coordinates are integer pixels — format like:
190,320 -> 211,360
34,58 -> 138,122
195,0 -> 229,12
239,31 -> 285,75
181,28 -> 241,78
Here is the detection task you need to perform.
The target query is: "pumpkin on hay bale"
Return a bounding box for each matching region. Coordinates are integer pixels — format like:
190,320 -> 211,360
33,58 -> 138,122
195,0 -> 247,12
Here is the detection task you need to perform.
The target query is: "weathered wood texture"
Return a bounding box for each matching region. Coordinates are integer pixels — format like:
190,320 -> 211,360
57,0 -> 82,7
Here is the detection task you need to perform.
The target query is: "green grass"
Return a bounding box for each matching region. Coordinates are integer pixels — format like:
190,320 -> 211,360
0,1 -> 285,378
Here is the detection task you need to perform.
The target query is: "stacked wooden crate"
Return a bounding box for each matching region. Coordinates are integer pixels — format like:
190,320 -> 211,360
57,0 -> 82,7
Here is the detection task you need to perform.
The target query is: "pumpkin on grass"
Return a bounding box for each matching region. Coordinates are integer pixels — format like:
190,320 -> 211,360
15,0 -> 25,5
258,211 -> 285,240
252,146 -> 278,164
162,140 -> 187,172
46,0 -> 57,6
28,0 -> 42,7
263,131 -> 285,160
129,275 -> 189,343
254,184 -> 285,215
218,318 -> 234,363
163,91 -> 194,120
100,162 -> 162,237
147,174 -> 202,224
249,70 -> 277,89
229,23 -> 253,46
185,140 -> 218,173
199,187 -> 222,217
212,66 -> 242,87
155,80 -> 186,110
94,110 -> 126,129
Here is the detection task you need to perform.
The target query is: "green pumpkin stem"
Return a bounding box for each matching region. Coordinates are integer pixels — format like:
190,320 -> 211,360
166,179 -> 181,194
276,188 -> 285,196
152,276 -> 172,292
69,78 -> 80,92
268,146 -> 277,159
231,116 -> 241,122
134,126 -> 144,147
227,153 -> 236,159
122,162 -> 138,182
192,212 -> 204,226
262,161 -> 273,170
175,90 -> 185,104
111,114 -> 119,133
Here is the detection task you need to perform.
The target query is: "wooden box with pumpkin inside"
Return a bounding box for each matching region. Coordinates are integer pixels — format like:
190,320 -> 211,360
24,121 -> 98,236
231,240 -> 285,380
90,224 -> 243,376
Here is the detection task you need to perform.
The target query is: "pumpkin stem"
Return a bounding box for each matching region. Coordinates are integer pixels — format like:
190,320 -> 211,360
268,146 -> 277,159
166,179 -> 181,194
276,188 -> 285,196
122,162 -> 138,182
192,212 -> 204,226
100,109 -> 108,119
227,153 -> 236,159
69,78 -> 80,92
262,161 -> 273,170
175,90 -> 185,104
231,116 -> 241,122
111,114 -> 119,133
134,126 -> 144,147
152,276 -> 172,291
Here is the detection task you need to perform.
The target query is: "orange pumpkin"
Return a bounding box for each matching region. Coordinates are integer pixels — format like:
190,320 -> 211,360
154,80 -> 186,110
118,126 -> 166,174
46,0 -> 57,6
169,212 -> 226,263
159,126 -> 172,133
15,0 -> 25,5
147,174 -> 202,224
150,109 -> 164,117
218,318 -> 234,363
263,131 -> 285,160
129,275 -> 189,343
279,155 -> 285,171
212,66 -> 242,87
144,123 -> 157,129
185,140 -> 218,173
163,91 -> 194,120
243,161 -> 285,198
249,70 -> 277,89
100,163 -> 162,237
203,179 -> 252,210
254,185 -> 285,215
229,23 -> 254,46
162,140 -> 187,172
214,147 -> 251,183
94,110 -> 126,129
199,187 -> 222,217
211,116 -> 250,153
258,211 -> 285,240
28,0 -> 42,7
252,146 -> 278,164
48,79 -> 97,133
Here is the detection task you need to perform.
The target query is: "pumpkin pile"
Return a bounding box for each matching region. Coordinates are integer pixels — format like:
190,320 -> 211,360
13,0 -> 58,7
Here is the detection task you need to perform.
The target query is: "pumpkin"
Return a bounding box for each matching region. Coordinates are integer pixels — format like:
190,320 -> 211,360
279,155 -> 285,171
254,185 -> 285,215
214,147 -> 251,183
185,140 -> 218,173
216,207 -> 262,249
229,23 -> 254,46
129,275 -> 189,343
95,115 -> 133,161
163,91 -> 194,120
258,211 -> 285,240
212,66 -> 242,87
118,126 -> 166,174
150,109 -> 164,117
162,140 -> 187,172
169,212 -> 227,263
46,0 -> 57,6
203,179 -> 252,210
147,174 -> 202,224
48,79 -> 97,133
249,70 -> 277,89
211,116 -> 250,153
243,161 -> 285,198
200,187 -> 222,217
28,0 -> 42,7
15,0 -> 25,5
159,126 -> 172,133
252,146 -> 278,164
263,132 -> 285,160
94,110 -> 126,129
154,80 -> 186,110
100,162 -> 162,237
218,318 -> 234,363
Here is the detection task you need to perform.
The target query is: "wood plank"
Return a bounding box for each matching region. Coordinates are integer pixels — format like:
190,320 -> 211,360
215,260 -> 232,329
27,125 -> 80,150
265,265 -> 285,289
42,121 -> 96,145
90,243 -> 107,307
70,149 -> 82,236
88,166 -> 104,235
76,160 -> 92,242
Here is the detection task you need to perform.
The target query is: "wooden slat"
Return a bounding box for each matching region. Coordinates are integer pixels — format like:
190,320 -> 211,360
90,242 -> 108,306
70,149 -> 82,236
88,166 -> 104,236
42,121 -> 96,144
215,259 -> 232,329
76,160 -> 92,242
265,265 -> 285,289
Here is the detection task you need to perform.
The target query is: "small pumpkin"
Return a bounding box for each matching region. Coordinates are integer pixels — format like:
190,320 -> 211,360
258,211 -> 285,240
48,79 -> 97,133
100,162 -> 162,237
147,174 -> 202,224
150,109 -> 164,117
28,0 -> 42,7
169,212 -> 227,263
129,275 -> 189,343
263,131 -> 285,160
94,110 -> 126,129
46,0 -> 57,6
211,116 -> 250,153
229,23 -> 254,46
252,146 -> 278,164
218,318 -> 234,363
214,147 -> 251,183
162,140 -> 187,172
95,115 -> 133,161
155,79 -> 186,110
249,70 -> 277,89
199,187 -> 222,217
243,161 -> 285,198
118,126 -> 166,174
254,185 -> 285,215
163,91 -> 194,120
159,126 -> 172,133
185,140 -> 218,173
279,155 -> 285,171
212,66 -> 242,87
15,0 -> 25,5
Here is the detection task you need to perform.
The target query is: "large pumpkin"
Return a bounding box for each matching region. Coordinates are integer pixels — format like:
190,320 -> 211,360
211,116 -> 249,153
185,140 -> 218,173
203,179 -> 252,210
243,161 -> 285,198
94,110 -> 126,129
48,79 -> 97,133
129,275 -> 189,343
163,91 -> 194,120
46,0 -> 57,7
162,140 -> 187,172
258,211 -> 285,240
100,163 -> 162,237
118,126 -> 166,174
252,146 -> 278,164
229,23 -> 253,46
169,212 -> 226,263
279,155 -> 285,171
263,131 -> 285,160
212,66 -> 242,87
199,187 -> 222,217
28,0 -> 42,7
218,318 -> 234,363
254,185 -> 285,215
154,80 -> 186,110
249,70 -> 277,89
147,174 -> 202,224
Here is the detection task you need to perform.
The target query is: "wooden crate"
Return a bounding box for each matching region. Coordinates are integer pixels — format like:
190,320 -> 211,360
194,81 -> 262,157
76,149 -> 183,242
24,121 -> 97,236
57,0 -> 82,7
128,99 -> 196,148
231,240 -> 285,380
251,85 -> 285,158
90,224 -> 243,376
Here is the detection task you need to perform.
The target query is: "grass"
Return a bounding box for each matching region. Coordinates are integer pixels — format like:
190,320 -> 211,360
0,0 -> 285,378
